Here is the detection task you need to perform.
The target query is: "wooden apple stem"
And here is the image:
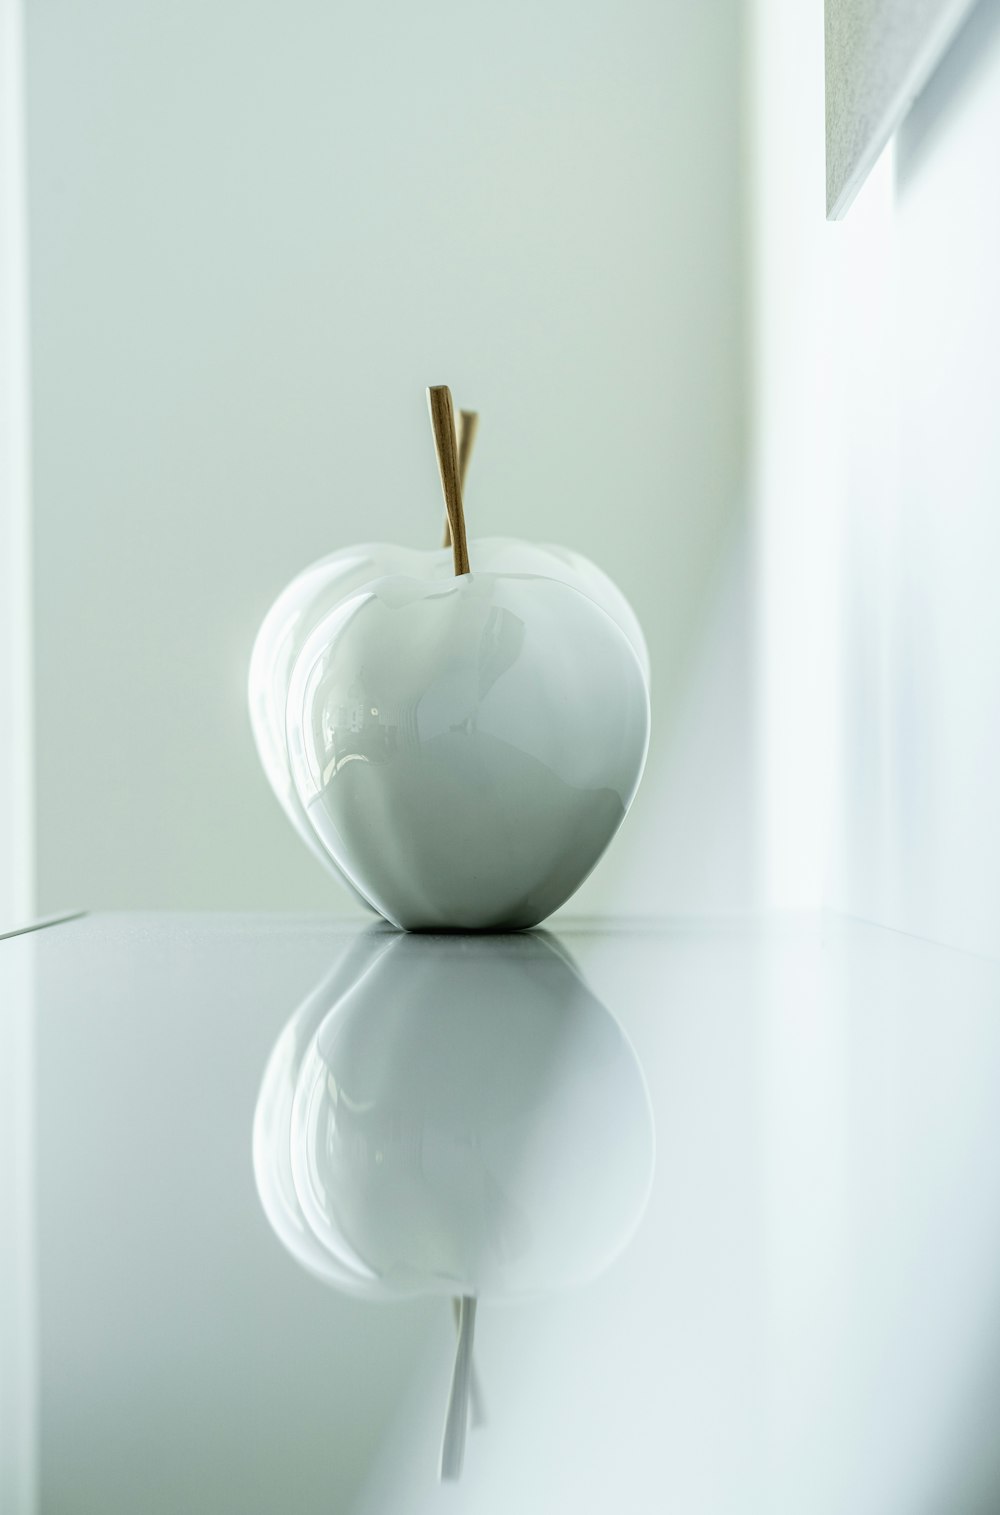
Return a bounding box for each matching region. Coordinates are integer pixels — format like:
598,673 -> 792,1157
442,409 -> 480,548
457,409 -> 479,490
427,386 -> 471,575
439,1295 -> 477,1481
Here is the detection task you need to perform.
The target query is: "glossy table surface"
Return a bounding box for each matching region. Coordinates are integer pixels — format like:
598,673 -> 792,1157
2,911 -> 1000,1514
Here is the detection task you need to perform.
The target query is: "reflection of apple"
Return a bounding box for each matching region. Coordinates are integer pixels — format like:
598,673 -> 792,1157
247,390 -> 649,913
253,928 -> 654,1476
254,929 -> 654,1298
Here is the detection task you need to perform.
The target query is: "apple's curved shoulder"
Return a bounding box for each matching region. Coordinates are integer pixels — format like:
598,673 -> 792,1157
528,542 -> 651,683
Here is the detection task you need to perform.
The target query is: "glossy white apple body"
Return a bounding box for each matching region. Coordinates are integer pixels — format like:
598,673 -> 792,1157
248,539 -> 649,906
286,571 -> 649,931
252,930 -> 654,1303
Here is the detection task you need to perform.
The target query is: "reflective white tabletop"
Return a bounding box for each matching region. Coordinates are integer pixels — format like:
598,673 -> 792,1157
2,912 -> 999,1514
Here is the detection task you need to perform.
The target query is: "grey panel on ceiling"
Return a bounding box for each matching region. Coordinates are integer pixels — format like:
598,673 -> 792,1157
825,0 -> 978,217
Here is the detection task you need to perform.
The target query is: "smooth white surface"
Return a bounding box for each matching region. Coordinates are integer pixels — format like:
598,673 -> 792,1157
288,574 -> 649,929
5,910 -> 1000,1510
0,926 -> 36,1515
26,0 -> 745,918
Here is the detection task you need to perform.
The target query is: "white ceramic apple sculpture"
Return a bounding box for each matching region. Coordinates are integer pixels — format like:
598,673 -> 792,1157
248,404 -> 649,889
252,928 -> 654,1477
249,386 -> 650,929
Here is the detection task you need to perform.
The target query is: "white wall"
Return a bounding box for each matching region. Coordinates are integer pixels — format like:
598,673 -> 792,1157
753,0 -> 1000,959
26,0 -> 747,916
0,0 -> 33,931
837,0 -> 1000,959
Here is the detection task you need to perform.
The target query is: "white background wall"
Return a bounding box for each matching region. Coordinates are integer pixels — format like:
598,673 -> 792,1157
25,0 -> 748,918
753,0 -> 1000,959
837,1 -> 1000,959
0,0 -> 32,930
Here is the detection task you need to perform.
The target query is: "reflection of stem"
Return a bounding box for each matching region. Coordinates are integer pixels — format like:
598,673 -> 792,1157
452,1295 -> 487,1427
439,1295 -> 477,1481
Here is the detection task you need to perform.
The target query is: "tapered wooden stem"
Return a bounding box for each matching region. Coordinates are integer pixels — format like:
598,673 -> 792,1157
457,409 -> 479,489
442,410 -> 479,548
428,386 -> 470,574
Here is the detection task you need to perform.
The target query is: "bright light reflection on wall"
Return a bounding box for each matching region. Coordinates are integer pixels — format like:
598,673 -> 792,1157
752,0 -> 897,909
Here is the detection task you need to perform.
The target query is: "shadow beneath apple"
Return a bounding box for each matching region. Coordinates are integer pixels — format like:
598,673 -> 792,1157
252,927 -> 655,1479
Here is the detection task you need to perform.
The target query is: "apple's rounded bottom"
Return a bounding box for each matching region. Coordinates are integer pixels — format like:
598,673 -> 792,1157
381,914 -> 545,935
353,897 -> 548,933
